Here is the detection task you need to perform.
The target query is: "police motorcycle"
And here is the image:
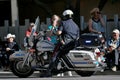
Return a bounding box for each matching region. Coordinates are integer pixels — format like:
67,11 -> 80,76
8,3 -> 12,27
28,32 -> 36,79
10,33 -> 104,78
9,17 -> 103,78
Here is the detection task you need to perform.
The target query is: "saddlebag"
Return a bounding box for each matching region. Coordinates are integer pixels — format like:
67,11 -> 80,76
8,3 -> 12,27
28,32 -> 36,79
68,50 -> 96,68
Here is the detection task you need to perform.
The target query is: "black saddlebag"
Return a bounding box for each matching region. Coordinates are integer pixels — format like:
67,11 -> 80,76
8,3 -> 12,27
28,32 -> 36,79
79,33 -> 101,47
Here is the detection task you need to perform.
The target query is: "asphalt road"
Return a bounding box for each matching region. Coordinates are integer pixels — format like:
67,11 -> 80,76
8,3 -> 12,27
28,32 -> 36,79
0,75 -> 120,80
0,70 -> 120,80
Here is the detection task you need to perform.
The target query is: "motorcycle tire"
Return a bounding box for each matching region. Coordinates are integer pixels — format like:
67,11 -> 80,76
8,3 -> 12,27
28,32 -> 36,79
10,60 -> 34,78
76,71 -> 95,77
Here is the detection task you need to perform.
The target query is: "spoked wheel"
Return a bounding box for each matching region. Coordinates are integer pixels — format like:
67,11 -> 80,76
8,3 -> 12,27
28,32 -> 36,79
10,60 -> 34,78
76,71 -> 95,77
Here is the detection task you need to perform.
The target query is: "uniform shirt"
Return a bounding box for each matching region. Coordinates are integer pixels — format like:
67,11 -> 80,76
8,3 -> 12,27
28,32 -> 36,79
58,19 -> 80,43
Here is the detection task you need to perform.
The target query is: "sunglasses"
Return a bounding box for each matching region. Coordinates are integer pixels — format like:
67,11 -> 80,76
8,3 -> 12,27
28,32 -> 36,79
96,12 -> 101,14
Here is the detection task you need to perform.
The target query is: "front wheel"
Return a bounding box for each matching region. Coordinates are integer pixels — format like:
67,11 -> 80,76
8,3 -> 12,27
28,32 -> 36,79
10,60 -> 34,78
76,71 -> 95,77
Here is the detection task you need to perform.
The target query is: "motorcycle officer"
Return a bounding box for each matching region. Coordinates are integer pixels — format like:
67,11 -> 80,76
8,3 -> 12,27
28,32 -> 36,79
43,9 -> 80,77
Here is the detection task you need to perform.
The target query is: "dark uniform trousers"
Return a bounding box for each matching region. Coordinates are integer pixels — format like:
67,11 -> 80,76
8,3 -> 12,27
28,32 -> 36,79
47,39 -> 76,75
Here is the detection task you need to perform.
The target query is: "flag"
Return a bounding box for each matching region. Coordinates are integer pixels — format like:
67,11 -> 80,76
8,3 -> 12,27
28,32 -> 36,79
30,16 -> 40,37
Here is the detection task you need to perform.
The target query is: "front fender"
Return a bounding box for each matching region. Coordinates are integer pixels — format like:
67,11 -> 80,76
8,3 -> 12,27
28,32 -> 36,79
9,51 -> 26,61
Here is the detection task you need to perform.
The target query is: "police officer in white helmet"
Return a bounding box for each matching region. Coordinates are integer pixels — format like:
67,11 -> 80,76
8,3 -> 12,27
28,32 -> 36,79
57,9 -> 80,45
42,9 -> 80,77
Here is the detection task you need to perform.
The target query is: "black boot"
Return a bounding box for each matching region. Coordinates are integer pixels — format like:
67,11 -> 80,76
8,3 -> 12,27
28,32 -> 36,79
40,70 -> 52,77
40,61 -> 54,77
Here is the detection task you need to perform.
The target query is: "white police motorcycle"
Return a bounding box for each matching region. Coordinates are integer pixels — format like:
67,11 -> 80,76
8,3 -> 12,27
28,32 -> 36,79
9,32 -> 106,78
9,16 -> 105,78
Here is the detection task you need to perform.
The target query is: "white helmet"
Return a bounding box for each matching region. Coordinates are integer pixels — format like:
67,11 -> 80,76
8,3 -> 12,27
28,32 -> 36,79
62,9 -> 73,16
